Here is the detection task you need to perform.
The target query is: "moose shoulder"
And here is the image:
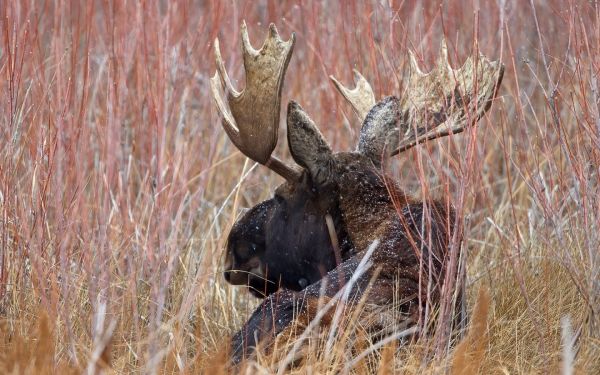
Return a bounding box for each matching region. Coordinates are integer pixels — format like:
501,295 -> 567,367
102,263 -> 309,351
211,22 -> 504,364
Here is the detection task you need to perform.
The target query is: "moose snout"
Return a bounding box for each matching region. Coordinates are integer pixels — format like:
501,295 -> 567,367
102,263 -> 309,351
223,268 -> 248,285
223,257 -> 263,285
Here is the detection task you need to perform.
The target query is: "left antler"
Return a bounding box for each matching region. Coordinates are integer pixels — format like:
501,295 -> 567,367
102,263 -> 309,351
210,22 -> 302,182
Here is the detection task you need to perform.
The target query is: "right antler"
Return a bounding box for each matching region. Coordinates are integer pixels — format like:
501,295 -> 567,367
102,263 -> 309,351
392,41 -> 504,154
210,22 -> 302,182
331,41 -> 504,155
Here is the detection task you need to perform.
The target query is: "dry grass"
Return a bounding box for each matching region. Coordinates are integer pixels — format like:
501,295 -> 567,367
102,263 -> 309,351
0,0 -> 598,373
451,288 -> 490,375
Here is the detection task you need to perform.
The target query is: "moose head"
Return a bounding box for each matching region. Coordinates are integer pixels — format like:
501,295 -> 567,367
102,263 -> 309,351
223,175 -> 354,297
211,23 -> 503,362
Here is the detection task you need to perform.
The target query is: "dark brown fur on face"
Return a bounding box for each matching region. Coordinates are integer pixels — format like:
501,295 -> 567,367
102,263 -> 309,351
224,173 -> 354,298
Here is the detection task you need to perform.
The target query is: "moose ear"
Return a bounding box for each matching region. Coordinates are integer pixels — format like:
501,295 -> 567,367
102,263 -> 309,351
287,101 -> 334,187
357,96 -> 401,167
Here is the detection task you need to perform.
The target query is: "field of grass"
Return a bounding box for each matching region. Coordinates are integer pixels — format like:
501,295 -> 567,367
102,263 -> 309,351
1,0 -> 598,373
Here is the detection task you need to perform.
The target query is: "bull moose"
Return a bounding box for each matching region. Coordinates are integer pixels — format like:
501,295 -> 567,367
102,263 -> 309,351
211,22 -> 504,364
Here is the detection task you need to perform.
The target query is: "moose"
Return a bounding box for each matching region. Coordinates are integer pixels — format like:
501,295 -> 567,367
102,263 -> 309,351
211,22 -> 504,364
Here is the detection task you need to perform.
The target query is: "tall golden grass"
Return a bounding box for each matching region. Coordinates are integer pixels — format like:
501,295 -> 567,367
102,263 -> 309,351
0,0 -> 598,373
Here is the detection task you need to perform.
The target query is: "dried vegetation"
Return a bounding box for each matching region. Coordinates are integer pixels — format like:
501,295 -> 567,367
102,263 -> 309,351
0,1 -> 598,373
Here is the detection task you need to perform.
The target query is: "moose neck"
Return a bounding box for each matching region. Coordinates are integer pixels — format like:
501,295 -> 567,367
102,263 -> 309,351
332,152 -> 410,253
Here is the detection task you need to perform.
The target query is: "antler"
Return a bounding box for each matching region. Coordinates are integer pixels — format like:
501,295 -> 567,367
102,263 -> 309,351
392,40 -> 504,154
210,22 -> 302,182
332,41 -> 504,155
330,69 -> 376,122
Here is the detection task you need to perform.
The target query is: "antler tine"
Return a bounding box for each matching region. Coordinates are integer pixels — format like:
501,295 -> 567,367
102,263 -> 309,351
330,69 -> 376,123
210,21 -> 302,182
391,39 -> 504,155
408,50 -> 426,77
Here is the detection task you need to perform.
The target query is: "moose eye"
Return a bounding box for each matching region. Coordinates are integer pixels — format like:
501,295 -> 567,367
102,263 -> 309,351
298,278 -> 308,289
235,241 -> 257,259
